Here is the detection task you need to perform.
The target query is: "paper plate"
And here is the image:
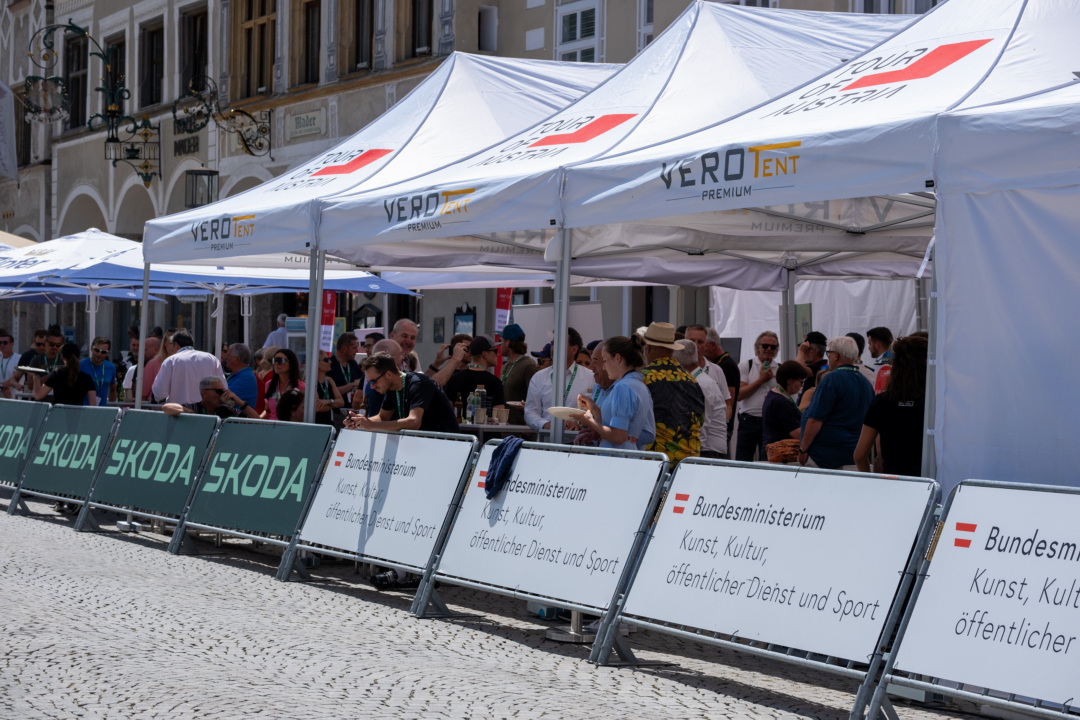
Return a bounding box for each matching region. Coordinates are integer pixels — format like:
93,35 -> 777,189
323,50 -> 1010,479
547,406 -> 585,422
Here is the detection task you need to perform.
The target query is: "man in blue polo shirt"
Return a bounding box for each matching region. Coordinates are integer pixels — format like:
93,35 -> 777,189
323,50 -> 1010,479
798,336 -> 873,470
80,336 -> 117,405
224,343 -> 259,409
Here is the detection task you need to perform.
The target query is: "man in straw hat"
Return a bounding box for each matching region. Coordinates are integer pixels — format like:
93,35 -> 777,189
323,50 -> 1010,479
640,322 -> 704,463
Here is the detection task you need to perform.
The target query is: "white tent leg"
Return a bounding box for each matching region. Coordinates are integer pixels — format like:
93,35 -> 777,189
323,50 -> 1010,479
303,248 -> 324,423
621,286 -> 631,336
134,264 -> 151,410
551,227 -> 570,445
780,269 -> 798,361
86,287 -> 99,345
921,261 -> 938,479
213,288 -> 225,358
915,277 -> 929,332
241,294 -> 252,348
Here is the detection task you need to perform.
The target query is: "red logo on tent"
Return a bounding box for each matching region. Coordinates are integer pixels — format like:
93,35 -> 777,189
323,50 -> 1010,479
954,521 -> 977,548
528,114 -> 637,148
312,148 -> 394,176
842,39 -> 992,91
334,451 -> 345,467
672,492 -> 690,514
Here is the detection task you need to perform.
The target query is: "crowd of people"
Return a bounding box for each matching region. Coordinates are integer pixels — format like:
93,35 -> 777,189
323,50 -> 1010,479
1,315 -> 927,475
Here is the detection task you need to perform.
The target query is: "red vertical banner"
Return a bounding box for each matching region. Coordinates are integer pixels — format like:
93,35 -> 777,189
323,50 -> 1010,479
320,290 -> 337,353
493,288 -> 514,377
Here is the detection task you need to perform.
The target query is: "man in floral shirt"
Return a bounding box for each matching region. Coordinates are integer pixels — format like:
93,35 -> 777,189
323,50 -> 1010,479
640,322 -> 704,463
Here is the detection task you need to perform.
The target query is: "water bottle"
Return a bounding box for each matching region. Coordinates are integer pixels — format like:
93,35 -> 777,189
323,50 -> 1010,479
476,385 -> 487,414
466,390 -> 478,423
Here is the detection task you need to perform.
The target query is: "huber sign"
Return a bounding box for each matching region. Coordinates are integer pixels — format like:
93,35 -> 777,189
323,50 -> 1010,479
186,420 -> 333,538
435,445 -> 664,610
89,411 -> 218,517
621,462 -> 934,663
299,430 -> 474,569
893,484 -> 1080,702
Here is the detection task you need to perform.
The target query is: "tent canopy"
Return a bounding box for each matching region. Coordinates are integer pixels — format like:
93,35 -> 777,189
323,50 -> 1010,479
0,231 -> 37,250
142,53 -> 618,264
315,2 -> 916,277
0,229 -> 136,286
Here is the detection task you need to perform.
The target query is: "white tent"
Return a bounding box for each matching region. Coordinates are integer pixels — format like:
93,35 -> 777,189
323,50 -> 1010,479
316,2 -> 915,273
931,81 -> 1080,490
142,54 -> 618,263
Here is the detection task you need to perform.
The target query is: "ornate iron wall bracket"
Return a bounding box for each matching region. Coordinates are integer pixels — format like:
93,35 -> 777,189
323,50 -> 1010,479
24,19 -> 161,186
172,76 -> 273,159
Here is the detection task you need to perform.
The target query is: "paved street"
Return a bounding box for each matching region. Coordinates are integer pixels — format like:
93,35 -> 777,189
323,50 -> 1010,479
0,497 -> 982,720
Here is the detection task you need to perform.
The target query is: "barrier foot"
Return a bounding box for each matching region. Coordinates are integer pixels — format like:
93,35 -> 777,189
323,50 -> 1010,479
73,504 -> 100,532
546,612 -> 595,644
413,588 -> 478,620
6,489 -> 25,516
276,551 -> 312,583
876,696 -> 901,720
168,528 -> 199,556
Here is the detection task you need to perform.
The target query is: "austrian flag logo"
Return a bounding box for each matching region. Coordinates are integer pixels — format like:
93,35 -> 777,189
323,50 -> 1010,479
473,113 -> 638,167
954,521 -> 977,548
672,493 -> 690,514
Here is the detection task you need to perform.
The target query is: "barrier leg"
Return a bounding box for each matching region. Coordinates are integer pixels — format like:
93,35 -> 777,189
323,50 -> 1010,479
73,503 -> 100,532
865,681 -> 902,720
168,525 -> 199,555
412,585 -> 477,620
6,487 -> 25,515
546,610 -> 596,643
275,540 -> 311,582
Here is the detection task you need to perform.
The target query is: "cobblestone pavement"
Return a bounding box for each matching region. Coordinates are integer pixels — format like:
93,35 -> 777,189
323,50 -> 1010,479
0,498 -> 985,720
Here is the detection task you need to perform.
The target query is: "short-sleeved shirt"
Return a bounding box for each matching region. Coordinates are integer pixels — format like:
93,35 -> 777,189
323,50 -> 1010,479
382,371 -> 459,434
18,348 -> 38,367
863,393 -> 925,477
0,353 -> 17,386
445,367 -> 505,409
227,366 -> 259,408
43,369 -> 96,406
364,381 -> 384,417
598,371 -> 654,451
79,358 -> 116,406
329,356 -> 362,401
738,358 -> 776,416
802,358 -> 829,395
501,355 -> 539,425
801,365 -> 874,469
762,389 -> 802,447
642,357 -> 704,462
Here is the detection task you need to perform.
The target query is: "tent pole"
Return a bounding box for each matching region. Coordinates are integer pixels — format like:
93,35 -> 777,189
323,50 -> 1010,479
551,227 -> 570,445
781,268 -> 798,362
214,287 -> 225,358
621,286 -> 631,336
915,276 -> 929,332
86,286 -> 98,346
134,264 -> 151,410
242,294 -> 252,347
303,247 -> 324,423
921,257 -> 938,479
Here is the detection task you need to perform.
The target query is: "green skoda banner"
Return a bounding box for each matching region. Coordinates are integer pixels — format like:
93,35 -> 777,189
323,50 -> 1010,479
88,410 -> 219,517
15,405 -> 121,500
0,399 -> 49,487
184,419 -> 333,538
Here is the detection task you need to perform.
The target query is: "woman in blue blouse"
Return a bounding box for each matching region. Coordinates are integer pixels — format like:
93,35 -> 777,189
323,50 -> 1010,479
577,336 -> 655,451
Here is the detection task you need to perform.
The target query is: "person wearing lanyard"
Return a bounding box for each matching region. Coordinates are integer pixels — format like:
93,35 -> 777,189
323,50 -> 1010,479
346,352 -> 458,434
329,332 -> 362,404
0,329 -> 17,398
524,327 -> 594,431
28,329 -> 65,398
498,324 -> 538,425
576,335 -> 654,451
313,352 -> 345,426
798,336 -> 874,469
79,336 -> 117,406
762,361 -> 811,449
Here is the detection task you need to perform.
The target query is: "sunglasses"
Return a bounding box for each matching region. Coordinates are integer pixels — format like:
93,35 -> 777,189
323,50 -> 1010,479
91,347 -> 109,355
319,356 -> 332,363
0,340 -> 10,345
46,341 -> 63,348
759,343 -> 778,350
273,356 -> 289,364
211,388 -> 225,395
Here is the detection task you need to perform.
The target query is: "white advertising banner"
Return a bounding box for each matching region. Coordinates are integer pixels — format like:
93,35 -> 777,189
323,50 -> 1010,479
436,446 -> 664,610
894,484 -> 1080,702
299,431 -> 474,569
623,463 -> 934,662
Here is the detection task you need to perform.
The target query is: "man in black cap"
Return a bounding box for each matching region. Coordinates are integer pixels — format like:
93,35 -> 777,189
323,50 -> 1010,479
444,335 -> 506,412
798,330 -> 830,395
531,342 -> 553,370
499,323 -> 537,425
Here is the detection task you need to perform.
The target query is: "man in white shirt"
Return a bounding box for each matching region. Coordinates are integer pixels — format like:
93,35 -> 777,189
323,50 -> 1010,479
262,313 -> 288,349
152,329 -> 227,405
736,330 -> 779,462
525,327 -> 594,430
676,340 -> 729,459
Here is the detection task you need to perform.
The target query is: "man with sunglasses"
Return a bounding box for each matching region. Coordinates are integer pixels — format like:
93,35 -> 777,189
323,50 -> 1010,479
0,329 -> 16,398
24,327 -> 66,398
735,330 -> 780,462
346,352 -> 458,434
79,336 -> 117,406
162,376 -> 258,419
